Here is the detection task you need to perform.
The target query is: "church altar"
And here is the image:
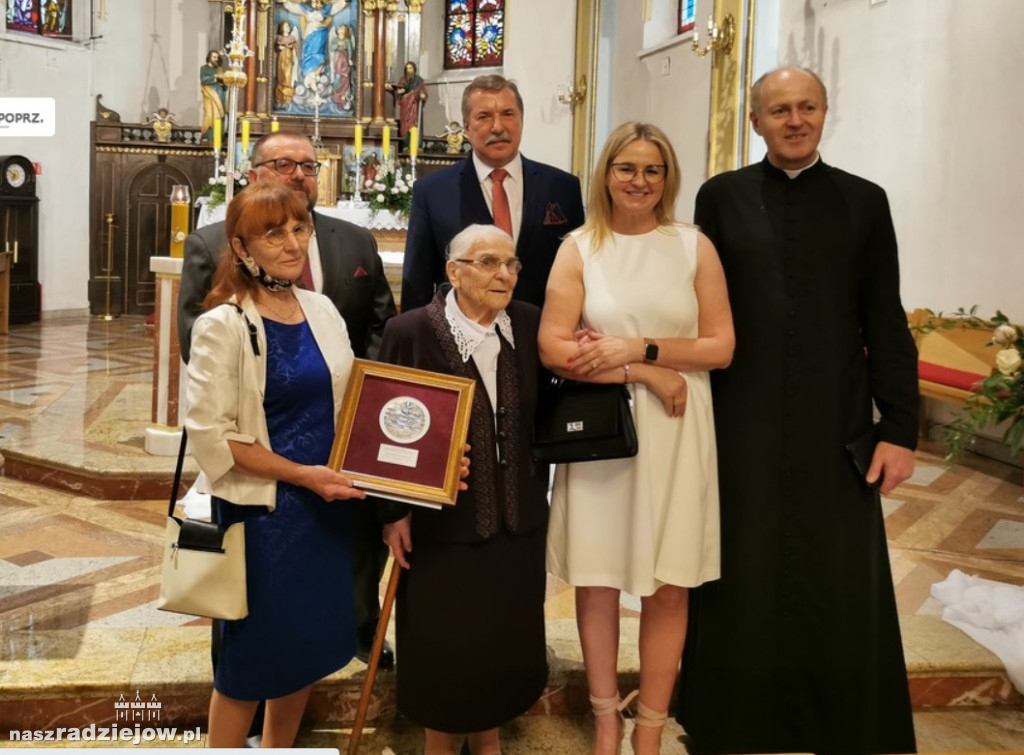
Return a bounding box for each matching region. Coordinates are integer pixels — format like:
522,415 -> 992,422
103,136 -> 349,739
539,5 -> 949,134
196,197 -> 407,234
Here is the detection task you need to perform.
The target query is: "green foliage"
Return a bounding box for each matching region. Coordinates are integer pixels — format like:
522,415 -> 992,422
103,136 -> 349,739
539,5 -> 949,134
934,309 -> 1024,464
196,170 -> 249,208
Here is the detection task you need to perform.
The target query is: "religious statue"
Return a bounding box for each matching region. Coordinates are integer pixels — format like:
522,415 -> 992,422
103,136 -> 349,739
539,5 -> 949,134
278,0 -> 347,91
274,21 -> 299,107
385,61 -> 428,151
442,121 -> 465,155
330,24 -> 355,110
200,50 -> 226,143
360,152 -> 381,188
146,108 -> 178,144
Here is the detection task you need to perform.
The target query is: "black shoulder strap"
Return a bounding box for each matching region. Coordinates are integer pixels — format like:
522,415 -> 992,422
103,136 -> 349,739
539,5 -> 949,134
225,302 -> 260,356
168,428 -> 189,518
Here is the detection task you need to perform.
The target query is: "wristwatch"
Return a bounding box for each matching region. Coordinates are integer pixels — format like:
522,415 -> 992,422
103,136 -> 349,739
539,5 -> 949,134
643,338 -> 659,363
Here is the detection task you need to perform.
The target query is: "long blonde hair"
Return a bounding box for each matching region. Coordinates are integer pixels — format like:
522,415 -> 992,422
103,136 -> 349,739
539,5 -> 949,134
580,122 -> 681,248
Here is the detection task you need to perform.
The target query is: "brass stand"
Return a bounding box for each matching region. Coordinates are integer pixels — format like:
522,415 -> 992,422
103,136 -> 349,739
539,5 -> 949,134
96,213 -> 118,321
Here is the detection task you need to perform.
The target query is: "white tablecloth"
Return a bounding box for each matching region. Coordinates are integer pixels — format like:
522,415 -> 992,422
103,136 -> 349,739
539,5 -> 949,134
196,198 -> 408,233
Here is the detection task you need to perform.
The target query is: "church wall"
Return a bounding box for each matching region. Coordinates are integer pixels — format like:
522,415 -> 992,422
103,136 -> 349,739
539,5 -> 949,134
2,40 -> 94,314
602,1 -> 712,224
775,0 -> 1024,322
418,0 -> 577,174
501,0 -> 576,172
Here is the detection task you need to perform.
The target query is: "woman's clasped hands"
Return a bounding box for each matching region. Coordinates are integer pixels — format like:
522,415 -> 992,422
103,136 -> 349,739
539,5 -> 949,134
567,328 -> 687,418
567,328 -> 633,378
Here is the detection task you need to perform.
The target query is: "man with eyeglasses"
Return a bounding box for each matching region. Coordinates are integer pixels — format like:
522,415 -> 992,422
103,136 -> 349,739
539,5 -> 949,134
178,131 -> 399,733
401,74 -> 586,310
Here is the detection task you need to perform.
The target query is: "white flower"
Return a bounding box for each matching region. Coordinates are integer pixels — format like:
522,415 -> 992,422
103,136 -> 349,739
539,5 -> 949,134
992,324 -> 1018,346
208,177 -> 217,185
374,182 -> 385,191
391,187 -> 399,194
400,186 -> 408,194
376,193 -> 385,202
995,348 -> 1022,377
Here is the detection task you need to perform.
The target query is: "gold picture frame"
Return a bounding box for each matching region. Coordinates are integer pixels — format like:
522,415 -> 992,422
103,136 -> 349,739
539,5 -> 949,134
328,359 -> 476,508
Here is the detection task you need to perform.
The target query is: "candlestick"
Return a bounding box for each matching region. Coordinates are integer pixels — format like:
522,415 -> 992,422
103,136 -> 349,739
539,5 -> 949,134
382,126 -> 390,161
170,186 -> 191,259
409,126 -> 418,158
213,117 -> 222,152
241,118 -> 250,154
270,117 -> 279,133
354,123 -> 362,155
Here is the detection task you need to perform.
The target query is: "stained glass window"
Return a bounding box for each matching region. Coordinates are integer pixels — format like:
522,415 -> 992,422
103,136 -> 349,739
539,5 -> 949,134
678,0 -> 696,34
445,0 -> 505,70
7,0 -> 42,34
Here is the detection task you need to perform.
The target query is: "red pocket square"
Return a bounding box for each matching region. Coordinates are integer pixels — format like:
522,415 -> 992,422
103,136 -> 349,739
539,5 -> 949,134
353,266 -> 369,278
544,202 -> 568,225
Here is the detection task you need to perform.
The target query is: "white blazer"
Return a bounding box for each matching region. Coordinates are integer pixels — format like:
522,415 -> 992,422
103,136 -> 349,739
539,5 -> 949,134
185,289 -> 354,509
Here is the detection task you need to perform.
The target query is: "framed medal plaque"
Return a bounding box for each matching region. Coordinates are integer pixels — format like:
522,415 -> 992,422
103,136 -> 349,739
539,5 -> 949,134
328,359 -> 475,508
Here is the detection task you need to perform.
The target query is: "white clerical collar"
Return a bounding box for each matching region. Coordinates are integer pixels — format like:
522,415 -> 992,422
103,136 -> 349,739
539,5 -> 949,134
444,288 -> 515,362
782,153 -> 821,179
472,151 -> 523,185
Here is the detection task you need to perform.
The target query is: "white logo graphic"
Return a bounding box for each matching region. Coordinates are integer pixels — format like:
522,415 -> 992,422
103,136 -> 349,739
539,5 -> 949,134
0,98 -> 56,137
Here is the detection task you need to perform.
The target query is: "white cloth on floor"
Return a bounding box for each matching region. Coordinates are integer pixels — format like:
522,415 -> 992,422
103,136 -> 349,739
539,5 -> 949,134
930,568 -> 1024,693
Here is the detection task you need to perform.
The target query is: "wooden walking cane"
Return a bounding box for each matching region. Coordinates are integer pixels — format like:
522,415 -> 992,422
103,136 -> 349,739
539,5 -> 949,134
347,558 -> 403,755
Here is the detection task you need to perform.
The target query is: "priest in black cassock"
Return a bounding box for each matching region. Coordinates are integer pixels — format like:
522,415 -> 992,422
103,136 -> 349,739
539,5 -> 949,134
677,67 -> 919,755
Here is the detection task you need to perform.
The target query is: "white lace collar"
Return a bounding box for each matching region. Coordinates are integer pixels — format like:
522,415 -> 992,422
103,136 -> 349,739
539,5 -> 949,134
444,288 -> 515,362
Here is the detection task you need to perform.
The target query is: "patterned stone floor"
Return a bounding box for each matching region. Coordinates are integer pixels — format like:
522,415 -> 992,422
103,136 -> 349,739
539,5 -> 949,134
2,316 -> 1024,752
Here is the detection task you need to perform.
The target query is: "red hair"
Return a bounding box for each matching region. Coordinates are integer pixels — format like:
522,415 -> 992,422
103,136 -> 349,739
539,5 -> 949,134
203,183 -> 311,310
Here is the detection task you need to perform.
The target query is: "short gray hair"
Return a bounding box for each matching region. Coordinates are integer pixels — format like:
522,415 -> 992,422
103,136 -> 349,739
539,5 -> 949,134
461,75 -> 524,123
749,67 -> 828,115
446,224 -> 514,262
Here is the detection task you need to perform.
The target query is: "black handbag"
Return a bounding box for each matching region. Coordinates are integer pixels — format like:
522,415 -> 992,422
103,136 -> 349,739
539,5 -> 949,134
532,377 -> 638,463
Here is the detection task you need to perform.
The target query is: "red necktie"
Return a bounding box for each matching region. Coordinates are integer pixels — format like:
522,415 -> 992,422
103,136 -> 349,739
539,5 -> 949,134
490,168 -> 513,237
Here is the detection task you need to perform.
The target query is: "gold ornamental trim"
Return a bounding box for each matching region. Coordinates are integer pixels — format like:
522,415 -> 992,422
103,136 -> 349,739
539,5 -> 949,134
96,146 -> 216,156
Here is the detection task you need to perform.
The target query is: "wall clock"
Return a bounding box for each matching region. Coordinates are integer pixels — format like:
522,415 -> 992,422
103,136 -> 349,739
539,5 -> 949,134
0,156 -> 37,197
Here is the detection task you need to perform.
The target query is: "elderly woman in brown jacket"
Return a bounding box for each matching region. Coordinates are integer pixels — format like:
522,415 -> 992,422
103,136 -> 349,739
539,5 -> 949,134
380,224 -> 550,755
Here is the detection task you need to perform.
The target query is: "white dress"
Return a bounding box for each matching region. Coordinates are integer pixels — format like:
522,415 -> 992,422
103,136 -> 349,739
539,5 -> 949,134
546,225 -> 721,596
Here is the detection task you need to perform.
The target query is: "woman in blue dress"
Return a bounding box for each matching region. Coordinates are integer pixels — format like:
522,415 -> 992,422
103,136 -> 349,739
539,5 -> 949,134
185,183 -> 364,747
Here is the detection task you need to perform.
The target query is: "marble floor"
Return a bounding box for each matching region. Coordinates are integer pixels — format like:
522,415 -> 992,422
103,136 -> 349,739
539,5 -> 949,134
2,316 -> 1024,753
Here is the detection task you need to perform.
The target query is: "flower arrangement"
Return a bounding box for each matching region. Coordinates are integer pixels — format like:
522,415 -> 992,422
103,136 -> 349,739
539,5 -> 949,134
925,307 -> 1024,462
196,169 -> 249,208
364,157 -> 414,218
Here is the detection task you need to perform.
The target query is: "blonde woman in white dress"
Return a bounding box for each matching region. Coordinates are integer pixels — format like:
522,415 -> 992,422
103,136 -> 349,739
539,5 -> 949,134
538,122 -> 734,755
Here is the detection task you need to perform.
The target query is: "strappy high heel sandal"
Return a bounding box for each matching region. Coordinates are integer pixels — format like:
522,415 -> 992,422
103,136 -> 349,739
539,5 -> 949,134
588,690 -> 638,755
629,700 -> 668,754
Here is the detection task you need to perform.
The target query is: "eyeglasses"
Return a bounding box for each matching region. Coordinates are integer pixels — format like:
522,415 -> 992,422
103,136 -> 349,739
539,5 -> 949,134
454,255 -> 523,274
610,163 -> 667,184
252,158 -> 321,177
254,223 -> 313,248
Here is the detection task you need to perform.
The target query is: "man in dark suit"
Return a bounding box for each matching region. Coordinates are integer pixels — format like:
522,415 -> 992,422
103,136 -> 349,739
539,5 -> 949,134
677,68 -> 918,755
401,74 -> 585,309
178,131 -> 398,676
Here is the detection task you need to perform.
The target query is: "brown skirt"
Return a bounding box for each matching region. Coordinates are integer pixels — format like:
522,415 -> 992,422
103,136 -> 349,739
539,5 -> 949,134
395,524 -> 548,733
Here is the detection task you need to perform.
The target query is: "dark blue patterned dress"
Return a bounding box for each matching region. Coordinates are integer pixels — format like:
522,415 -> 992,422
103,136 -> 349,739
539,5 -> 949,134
213,319 -> 355,700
